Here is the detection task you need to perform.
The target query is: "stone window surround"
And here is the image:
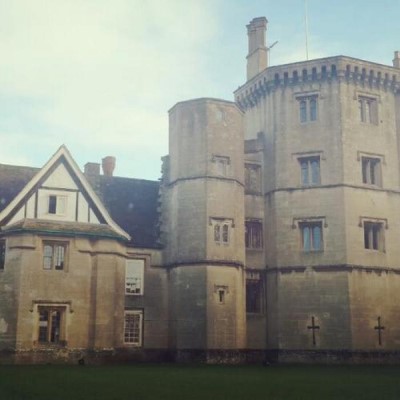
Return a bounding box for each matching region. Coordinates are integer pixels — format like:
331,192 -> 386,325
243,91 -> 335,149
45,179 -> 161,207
355,90 -> 381,125
294,91 -> 320,124
42,241 -> 68,271
31,302 -> 71,347
357,151 -> 385,187
292,216 -> 327,253
209,217 -> 234,246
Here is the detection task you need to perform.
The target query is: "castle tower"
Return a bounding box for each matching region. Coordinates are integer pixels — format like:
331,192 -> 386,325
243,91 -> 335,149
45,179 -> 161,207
246,17 -> 268,81
236,42 -> 400,360
164,98 -> 246,361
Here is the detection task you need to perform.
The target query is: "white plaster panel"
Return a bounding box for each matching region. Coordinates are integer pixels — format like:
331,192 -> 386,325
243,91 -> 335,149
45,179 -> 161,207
7,207 -> 25,225
26,194 -> 35,218
89,208 -> 100,224
42,163 -> 78,190
77,192 -> 89,223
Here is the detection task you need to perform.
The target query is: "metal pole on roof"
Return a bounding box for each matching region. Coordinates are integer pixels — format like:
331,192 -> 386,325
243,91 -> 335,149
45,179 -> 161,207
305,0 -> 309,60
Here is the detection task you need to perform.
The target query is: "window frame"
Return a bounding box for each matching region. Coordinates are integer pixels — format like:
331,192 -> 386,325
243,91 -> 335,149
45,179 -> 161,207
124,309 -> 143,346
298,156 -> 321,186
361,156 -> 382,187
297,95 -> 319,123
48,194 -> 67,216
36,305 -> 67,346
42,242 -> 67,271
246,270 -> 264,314
125,259 -> 145,296
358,95 -> 378,124
0,240 -> 5,271
299,221 -> 324,252
363,221 -> 385,252
211,218 -> 233,246
245,220 -> 263,249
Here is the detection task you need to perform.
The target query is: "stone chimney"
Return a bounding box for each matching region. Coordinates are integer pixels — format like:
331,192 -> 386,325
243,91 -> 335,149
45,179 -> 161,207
102,156 -> 116,177
246,17 -> 268,81
393,51 -> 400,69
84,162 -> 100,176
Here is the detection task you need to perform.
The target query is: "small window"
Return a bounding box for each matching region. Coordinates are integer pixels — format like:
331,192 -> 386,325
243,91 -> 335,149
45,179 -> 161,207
212,219 -> 232,245
358,96 -> 378,124
214,285 -> 229,304
309,98 -> 317,121
245,163 -> 262,194
311,67 -> 317,80
361,157 -> 381,186
124,310 -> 143,346
218,289 -> 225,304
245,220 -> 263,249
299,221 -> 323,252
0,240 -> 5,270
48,195 -> 67,215
299,156 -> 320,186
364,221 -> 384,251
246,271 -> 263,313
37,306 -> 66,345
300,100 -> 307,123
125,259 -> 144,295
43,243 -> 66,270
222,224 -> 229,243
214,224 -> 230,244
212,155 -> 230,176
298,96 -> 318,123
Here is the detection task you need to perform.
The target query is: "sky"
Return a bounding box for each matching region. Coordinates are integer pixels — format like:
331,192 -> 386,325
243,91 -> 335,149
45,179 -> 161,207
1,0 -> 399,180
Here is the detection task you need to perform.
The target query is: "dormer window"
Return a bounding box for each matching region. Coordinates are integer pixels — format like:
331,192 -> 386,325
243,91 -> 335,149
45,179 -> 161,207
48,195 -> 67,215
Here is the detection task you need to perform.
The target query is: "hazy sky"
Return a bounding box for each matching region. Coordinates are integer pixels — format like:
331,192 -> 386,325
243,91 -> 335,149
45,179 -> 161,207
1,0 -> 399,180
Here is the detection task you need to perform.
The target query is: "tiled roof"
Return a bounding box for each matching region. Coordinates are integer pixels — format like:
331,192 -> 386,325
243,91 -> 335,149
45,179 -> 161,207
1,218 -> 126,240
0,163 -> 161,249
87,174 -> 161,249
0,164 -> 39,212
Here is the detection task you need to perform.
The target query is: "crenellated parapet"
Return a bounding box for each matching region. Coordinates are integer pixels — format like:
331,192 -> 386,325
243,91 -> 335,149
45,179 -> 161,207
235,56 -> 400,110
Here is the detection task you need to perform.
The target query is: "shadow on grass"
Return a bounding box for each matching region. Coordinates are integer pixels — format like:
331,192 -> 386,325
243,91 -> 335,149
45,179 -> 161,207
0,364 -> 399,400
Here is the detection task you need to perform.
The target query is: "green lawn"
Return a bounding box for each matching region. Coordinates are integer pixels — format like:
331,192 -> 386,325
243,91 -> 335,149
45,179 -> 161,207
0,364 -> 399,400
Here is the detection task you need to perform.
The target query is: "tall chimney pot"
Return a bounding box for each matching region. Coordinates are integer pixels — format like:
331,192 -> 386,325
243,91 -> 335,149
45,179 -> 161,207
393,51 -> 400,69
102,156 -> 116,177
246,17 -> 268,81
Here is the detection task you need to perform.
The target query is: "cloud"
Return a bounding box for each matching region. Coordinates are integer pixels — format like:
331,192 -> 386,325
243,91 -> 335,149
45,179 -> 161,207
0,0 -> 221,178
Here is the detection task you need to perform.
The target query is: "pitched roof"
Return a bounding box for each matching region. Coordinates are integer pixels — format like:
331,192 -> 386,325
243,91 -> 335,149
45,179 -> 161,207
87,175 -> 160,249
0,164 -> 38,213
0,146 -> 130,240
0,158 -> 161,249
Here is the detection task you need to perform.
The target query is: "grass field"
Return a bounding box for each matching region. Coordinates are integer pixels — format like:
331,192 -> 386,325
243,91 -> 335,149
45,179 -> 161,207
0,364 -> 399,400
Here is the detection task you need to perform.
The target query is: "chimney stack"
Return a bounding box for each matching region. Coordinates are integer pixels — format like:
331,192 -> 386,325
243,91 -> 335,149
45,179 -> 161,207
102,156 -> 116,177
246,17 -> 268,81
84,162 -> 100,176
393,51 -> 400,69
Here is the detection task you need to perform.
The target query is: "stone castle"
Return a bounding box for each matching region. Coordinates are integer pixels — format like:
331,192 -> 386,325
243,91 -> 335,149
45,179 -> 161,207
1,17 -> 400,364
